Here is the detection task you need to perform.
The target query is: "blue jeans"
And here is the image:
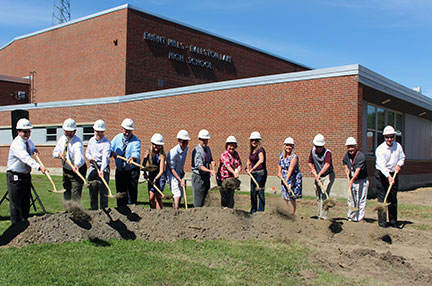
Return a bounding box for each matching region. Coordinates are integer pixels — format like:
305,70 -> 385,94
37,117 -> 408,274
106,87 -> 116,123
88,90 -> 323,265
250,170 -> 267,213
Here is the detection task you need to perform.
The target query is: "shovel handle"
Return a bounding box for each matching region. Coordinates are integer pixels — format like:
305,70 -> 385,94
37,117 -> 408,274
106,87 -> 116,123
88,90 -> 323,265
346,172 -> 357,209
278,175 -> 296,197
247,170 -> 261,188
64,159 -> 87,184
182,180 -> 188,209
211,163 -> 218,186
313,170 -> 329,199
148,180 -> 165,198
117,155 -> 146,169
34,154 -> 57,192
383,171 -> 399,203
93,163 -> 113,198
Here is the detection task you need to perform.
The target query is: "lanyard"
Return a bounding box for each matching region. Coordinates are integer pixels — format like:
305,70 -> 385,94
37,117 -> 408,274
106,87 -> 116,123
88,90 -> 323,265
349,150 -> 358,173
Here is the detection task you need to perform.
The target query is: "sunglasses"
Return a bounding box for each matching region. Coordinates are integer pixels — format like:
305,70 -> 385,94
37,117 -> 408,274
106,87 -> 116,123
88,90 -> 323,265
385,136 -> 394,139
22,130 -> 31,134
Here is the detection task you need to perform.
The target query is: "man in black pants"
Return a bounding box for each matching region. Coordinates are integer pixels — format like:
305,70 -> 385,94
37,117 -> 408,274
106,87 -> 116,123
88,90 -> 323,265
53,118 -> 87,202
111,118 -> 141,206
6,119 -> 46,224
375,125 -> 405,228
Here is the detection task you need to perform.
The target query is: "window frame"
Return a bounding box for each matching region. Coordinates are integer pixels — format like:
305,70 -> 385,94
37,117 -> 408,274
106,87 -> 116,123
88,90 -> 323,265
366,103 -> 403,156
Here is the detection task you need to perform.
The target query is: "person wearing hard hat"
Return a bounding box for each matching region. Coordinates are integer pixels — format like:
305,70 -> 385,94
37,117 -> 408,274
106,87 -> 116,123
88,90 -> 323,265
142,133 -> 166,209
246,131 -> 267,213
278,137 -> 302,215
111,118 -> 141,206
191,129 -> 215,207
375,126 -> 405,228
216,136 -> 242,208
167,130 -> 190,210
53,118 -> 87,202
85,120 -> 111,210
307,134 -> 335,219
343,137 -> 369,222
6,118 -> 47,225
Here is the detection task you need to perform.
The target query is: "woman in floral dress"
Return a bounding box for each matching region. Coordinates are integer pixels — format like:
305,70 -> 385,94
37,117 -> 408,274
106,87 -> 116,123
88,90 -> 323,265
278,137 -> 302,214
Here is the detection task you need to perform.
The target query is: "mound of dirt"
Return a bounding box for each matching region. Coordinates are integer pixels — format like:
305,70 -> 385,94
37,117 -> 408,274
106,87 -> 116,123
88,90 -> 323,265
1,188 -> 432,285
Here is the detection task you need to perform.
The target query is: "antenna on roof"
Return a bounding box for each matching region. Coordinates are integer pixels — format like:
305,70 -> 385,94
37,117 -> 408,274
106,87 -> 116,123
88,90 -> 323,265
52,0 -> 71,26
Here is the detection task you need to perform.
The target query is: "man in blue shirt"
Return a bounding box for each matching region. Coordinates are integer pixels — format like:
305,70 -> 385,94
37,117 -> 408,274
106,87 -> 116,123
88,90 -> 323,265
167,130 -> 190,210
111,118 -> 141,206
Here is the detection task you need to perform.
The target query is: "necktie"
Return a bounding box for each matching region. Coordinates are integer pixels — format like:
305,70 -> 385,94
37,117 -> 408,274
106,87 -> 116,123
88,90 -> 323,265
121,137 -> 128,168
25,141 -> 31,155
63,138 -> 69,166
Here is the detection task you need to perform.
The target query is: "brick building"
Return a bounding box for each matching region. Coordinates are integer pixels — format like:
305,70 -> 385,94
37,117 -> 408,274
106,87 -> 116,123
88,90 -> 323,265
0,75 -> 30,106
0,4 -> 431,197
0,4 -> 307,103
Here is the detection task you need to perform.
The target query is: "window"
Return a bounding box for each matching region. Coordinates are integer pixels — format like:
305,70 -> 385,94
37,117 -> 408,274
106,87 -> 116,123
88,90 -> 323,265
366,104 -> 403,155
46,127 -> 57,142
82,126 -> 93,141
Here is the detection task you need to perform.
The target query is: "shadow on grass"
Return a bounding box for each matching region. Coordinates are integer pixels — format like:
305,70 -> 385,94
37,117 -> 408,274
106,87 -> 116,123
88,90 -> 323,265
103,208 -> 136,240
0,220 -> 29,246
88,237 -> 111,247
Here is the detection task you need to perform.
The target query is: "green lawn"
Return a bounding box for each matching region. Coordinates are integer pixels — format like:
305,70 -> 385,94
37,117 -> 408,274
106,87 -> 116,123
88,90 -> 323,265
0,238 -> 354,286
0,173 -> 371,285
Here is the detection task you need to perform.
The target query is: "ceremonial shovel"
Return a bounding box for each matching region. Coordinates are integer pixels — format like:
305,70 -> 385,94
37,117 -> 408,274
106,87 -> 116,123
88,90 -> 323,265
313,171 -> 336,210
117,155 -> 158,172
278,175 -> 296,198
374,171 -> 398,212
147,179 -> 173,200
182,179 -> 188,209
209,163 -> 221,192
64,158 -> 99,188
92,162 -> 125,199
346,172 -> 359,211
34,154 -> 65,193
247,170 -> 264,191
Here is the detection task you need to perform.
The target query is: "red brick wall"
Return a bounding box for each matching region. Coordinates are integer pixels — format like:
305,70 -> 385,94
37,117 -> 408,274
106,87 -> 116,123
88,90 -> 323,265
0,80 -> 30,106
0,7 -> 307,104
125,9 -> 308,94
0,75 -> 361,178
0,10 -> 128,103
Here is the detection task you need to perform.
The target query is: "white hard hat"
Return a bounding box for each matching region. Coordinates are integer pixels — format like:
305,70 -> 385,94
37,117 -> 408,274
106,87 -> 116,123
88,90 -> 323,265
226,135 -> 237,144
177,129 -> 190,141
313,134 -> 325,146
16,118 -> 32,130
151,133 -> 164,145
93,119 -> 106,131
198,129 -> 211,139
121,118 -> 135,130
345,137 -> 357,146
249,131 -> 262,140
284,137 -> 295,145
383,125 -> 396,136
62,118 -> 77,131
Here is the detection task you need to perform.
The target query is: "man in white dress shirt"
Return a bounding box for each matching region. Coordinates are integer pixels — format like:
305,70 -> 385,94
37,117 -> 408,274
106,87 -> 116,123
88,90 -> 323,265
6,118 -> 47,225
86,120 -> 111,210
53,118 -> 87,202
375,125 -> 405,228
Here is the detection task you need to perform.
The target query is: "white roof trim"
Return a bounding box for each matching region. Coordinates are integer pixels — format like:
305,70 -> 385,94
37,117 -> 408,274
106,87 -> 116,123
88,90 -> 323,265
358,65 -> 432,111
0,3 -> 309,69
0,74 -> 30,84
0,64 -> 359,111
0,64 -> 431,113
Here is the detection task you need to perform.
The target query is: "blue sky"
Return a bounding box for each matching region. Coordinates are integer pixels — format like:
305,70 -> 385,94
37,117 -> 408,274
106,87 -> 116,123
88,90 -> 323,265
1,0 -> 431,97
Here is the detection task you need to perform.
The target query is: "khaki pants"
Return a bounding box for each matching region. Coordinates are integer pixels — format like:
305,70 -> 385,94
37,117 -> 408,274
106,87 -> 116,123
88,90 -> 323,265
314,172 -> 335,219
